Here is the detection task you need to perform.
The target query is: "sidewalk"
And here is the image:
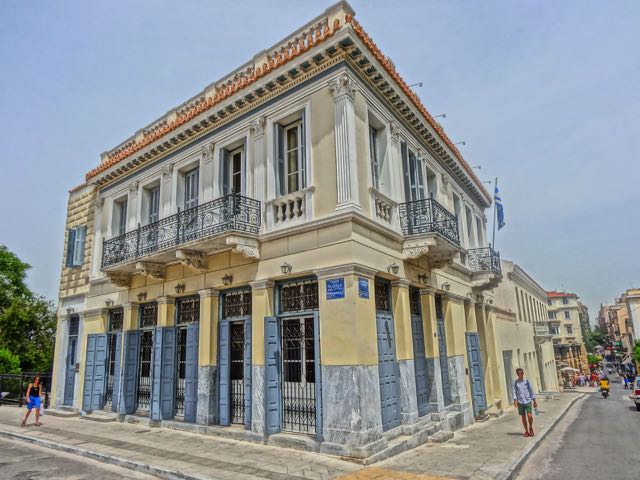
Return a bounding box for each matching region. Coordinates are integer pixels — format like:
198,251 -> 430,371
0,391 -> 586,480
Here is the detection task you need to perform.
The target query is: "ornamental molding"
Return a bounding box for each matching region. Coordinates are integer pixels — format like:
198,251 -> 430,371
106,272 -> 130,288
390,121 -> 401,143
226,235 -> 260,259
250,116 -> 266,137
128,180 -> 139,196
328,73 -> 358,101
429,255 -> 454,269
96,197 -> 105,210
135,261 -> 166,279
162,162 -> 175,182
201,142 -> 214,164
402,237 -> 437,259
176,249 -> 207,272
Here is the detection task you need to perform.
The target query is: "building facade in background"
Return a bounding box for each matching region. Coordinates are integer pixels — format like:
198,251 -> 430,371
547,291 -> 588,378
50,1 -> 509,461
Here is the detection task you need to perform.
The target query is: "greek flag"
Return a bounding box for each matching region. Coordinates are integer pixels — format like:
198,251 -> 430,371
495,185 -> 505,230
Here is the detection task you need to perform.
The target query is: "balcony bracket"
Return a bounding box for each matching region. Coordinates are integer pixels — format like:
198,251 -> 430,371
176,250 -> 207,272
106,272 -> 130,288
429,254 -> 456,269
226,235 -> 260,259
135,262 -> 166,280
402,238 -> 436,259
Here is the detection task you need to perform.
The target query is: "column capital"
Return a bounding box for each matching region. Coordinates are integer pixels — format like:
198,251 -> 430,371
328,73 -> 358,101
157,295 -> 175,305
249,279 -> 275,290
122,302 -> 140,311
250,116 -> 266,138
198,288 -> 219,299
391,278 -> 412,289
419,287 -> 437,296
314,263 -> 377,280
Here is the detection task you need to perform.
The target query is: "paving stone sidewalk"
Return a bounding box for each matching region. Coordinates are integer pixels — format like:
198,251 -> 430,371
0,391 -> 584,480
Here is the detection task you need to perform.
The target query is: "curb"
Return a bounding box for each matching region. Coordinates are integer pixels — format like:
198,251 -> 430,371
496,393 -> 586,480
0,428 -> 215,480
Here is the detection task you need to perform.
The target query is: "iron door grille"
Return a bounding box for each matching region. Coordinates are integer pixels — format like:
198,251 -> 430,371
230,322 -> 245,424
175,327 -> 188,415
105,309 -> 123,405
375,280 -> 391,312
222,288 -> 252,318
137,303 -> 157,411
176,296 -> 200,325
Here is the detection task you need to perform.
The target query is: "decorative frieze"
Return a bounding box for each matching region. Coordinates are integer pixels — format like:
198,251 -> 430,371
176,250 -> 207,271
135,262 -> 166,279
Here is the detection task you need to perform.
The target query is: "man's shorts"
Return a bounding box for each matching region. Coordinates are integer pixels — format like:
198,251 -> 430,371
518,402 -> 532,416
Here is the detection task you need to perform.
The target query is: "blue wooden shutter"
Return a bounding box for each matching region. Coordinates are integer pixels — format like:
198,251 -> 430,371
150,327 -> 163,420
300,115 -> 306,189
401,141 -> 411,202
73,226 -> 87,266
91,334 -> 108,411
313,312 -> 322,441
184,323 -> 199,423
66,229 -> 76,268
276,124 -> 285,196
160,327 -> 177,420
264,316 -> 281,435
218,321 -> 230,426
221,149 -> 230,196
243,319 -> 252,430
82,335 -> 96,412
111,331 -> 123,412
120,330 -> 139,414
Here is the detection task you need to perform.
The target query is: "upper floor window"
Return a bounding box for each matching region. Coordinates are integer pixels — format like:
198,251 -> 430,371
566,325 -> 573,335
562,297 -> 568,305
114,198 -> 127,236
550,326 -> 559,335
184,167 -> 199,210
548,312 -> 557,320
369,125 -> 380,189
220,143 -> 245,196
276,119 -> 305,196
564,310 -> 571,319
402,141 -> 425,202
547,299 -> 552,306
66,226 -> 86,268
146,185 -> 160,224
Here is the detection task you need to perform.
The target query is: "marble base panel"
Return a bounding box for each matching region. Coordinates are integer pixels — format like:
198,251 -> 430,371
425,357 -> 445,413
398,359 -> 419,427
447,355 -> 468,405
196,365 -> 217,425
321,364 -> 384,447
251,365 -> 265,435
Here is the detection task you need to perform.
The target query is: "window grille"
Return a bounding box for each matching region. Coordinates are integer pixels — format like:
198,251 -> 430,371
176,296 -> 200,324
280,279 -> 319,313
409,287 -> 421,316
375,280 -> 391,312
139,303 -> 158,328
108,309 -> 123,332
222,288 -> 252,319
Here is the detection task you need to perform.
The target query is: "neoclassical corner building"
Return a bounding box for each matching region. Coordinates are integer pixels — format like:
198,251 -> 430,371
51,1 -> 504,460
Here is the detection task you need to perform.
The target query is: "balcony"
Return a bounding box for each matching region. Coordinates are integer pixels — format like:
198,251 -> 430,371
467,246 -> 502,291
398,197 -> 461,266
101,193 -> 260,284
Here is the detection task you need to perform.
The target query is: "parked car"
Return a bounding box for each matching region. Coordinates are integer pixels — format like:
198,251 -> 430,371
629,376 -> 640,411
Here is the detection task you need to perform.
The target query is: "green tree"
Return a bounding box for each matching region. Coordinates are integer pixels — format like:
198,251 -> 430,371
633,340 -> 640,366
584,329 -> 606,353
0,347 -> 21,374
0,245 -> 57,373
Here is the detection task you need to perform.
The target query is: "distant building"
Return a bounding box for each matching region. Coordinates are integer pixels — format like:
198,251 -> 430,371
624,288 -> 640,343
578,301 -> 591,342
547,291 -> 588,377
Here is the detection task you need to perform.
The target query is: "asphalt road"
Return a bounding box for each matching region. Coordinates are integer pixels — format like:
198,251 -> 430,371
0,436 -> 158,480
517,374 -> 640,480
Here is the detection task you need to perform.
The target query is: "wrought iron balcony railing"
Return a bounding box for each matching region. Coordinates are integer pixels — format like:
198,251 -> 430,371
398,197 -> 460,246
467,246 -> 501,275
102,193 -> 260,268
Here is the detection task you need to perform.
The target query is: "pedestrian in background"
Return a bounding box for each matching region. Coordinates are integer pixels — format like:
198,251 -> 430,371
513,368 -> 537,437
21,376 -> 43,427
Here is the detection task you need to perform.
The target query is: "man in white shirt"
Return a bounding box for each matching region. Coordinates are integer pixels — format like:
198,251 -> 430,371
513,367 -> 537,437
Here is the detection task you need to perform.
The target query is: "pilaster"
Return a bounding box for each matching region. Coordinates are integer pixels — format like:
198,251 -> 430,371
251,117 -> 266,216
157,296 -> 175,327
329,73 -> 360,210
122,302 -> 140,331
198,288 -> 219,367
420,288 -> 445,412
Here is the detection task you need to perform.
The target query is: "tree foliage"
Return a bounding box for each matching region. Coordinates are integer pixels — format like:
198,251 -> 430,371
0,347 -> 21,374
584,329 -> 606,353
634,340 -> 640,366
0,245 -> 57,373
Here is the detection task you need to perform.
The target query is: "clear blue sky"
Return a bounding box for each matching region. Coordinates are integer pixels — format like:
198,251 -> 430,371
1,0 -> 638,320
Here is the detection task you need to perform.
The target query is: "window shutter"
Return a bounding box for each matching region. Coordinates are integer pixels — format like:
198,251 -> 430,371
276,124 -> 285,196
221,149 -> 230,196
66,229 -> 76,268
218,320 -> 231,426
73,226 -> 87,267
300,115 -> 306,189
401,142 -> 410,202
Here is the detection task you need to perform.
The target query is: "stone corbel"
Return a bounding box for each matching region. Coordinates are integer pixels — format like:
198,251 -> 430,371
176,250 -> 207,272
250,116 -> 266,137
390,121 -> 401,143
328,73 -> 358,101
128,180 -> 139,197
135,262 -> 166,279
402,238 -> 436,259
226,235 -> 260,259
429,254 -> 454,269
106,272 -> 130,288
161,162 -> 175,182
201,142 -> 214,164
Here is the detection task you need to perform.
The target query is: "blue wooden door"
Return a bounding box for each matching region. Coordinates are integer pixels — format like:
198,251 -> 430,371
264,316 -> 281,435
466,332 -> 487,415
243,319 -> 252,430
184,323 -> 199,423
160,327 -> 176,419
82,335 -> 96,412
435,295 -> 451,405
218,321 -> 231,426
376,311 -> 401,431
120,330 -> 139,414
411,313 -> 429,417
82,334 -> 108,412
63,335 -> 78,406
150,327 -> 163,420
313,311 -> 323,441
111,331 -> 123,412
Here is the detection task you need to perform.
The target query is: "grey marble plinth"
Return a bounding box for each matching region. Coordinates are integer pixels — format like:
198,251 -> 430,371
196,365 -> 217,425
448,355 -> 468,406
251,365 -> 265,435
321,365 -> 384,447
398,359 -> 419,426
426,357 -> 445,412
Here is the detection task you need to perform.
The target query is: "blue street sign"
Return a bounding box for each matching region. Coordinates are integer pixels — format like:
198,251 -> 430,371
326,278 -> 345,300
358,277 -> 369,299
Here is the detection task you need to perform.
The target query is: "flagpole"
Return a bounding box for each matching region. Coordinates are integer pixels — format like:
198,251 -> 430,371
492,177 -> 498,250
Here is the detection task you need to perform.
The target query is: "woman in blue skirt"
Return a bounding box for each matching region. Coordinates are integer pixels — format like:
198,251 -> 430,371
21,376 -> 43,427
